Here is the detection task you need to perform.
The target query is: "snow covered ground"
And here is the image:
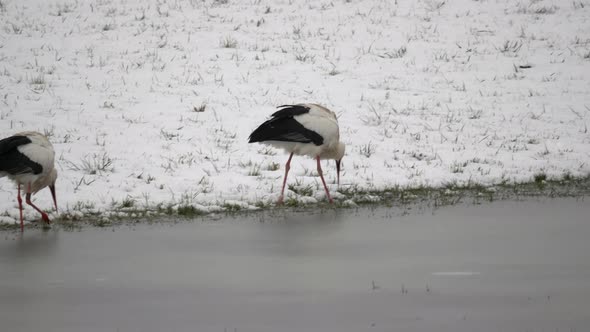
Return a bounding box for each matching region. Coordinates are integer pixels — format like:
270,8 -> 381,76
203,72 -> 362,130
1,0 -> 589,224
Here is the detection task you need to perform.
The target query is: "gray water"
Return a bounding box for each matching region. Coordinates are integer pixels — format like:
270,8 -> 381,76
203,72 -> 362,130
1,198 -> 589,332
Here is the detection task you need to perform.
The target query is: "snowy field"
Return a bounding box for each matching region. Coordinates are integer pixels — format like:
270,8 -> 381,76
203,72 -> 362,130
1,0 -> 589,224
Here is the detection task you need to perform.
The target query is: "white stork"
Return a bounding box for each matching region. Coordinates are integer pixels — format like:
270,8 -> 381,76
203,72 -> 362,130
0,131 -> 58,231
249,104 -> 345,204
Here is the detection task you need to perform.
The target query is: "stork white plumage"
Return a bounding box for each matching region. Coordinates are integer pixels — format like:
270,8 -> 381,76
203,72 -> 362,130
249,104 -> 345,204
0,131 -> 58,231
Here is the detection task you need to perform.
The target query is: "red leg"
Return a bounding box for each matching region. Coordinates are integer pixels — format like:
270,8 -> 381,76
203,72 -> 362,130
316,157 -> 333,204
278,153 -> 294,205
26,184 -> 50,224
17,184 -> 24,232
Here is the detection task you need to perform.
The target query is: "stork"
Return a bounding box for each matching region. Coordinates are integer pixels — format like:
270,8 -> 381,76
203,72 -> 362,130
0,131 -> 58,231
249,104 -> 345,204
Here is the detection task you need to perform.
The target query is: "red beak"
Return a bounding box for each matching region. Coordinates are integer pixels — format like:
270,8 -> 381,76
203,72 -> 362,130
49,185 -> 57,212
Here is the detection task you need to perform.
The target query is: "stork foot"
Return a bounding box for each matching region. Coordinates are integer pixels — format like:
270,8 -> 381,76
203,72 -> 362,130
40,213 -> 51,224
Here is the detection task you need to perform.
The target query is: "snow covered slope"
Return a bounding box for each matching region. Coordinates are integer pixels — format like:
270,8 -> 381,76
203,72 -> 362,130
1,0 -> 589,223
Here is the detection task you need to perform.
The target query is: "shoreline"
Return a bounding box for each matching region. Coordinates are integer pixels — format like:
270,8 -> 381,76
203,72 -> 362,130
2,175 -> 588,232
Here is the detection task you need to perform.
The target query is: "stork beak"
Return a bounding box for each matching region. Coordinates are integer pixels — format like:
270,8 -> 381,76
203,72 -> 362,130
49,185 -> 57,212
335,160 -> 341,186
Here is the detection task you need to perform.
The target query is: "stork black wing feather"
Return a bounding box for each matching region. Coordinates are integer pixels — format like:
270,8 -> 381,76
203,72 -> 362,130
249,106 -> 324,146
272,104 -> 310,118
0,136 -> 31,155
0,135 -> 42,175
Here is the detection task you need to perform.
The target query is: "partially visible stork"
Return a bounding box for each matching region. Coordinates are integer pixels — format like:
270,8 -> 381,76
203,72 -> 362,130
0,131 -> 58,231
249,104 -> 345,204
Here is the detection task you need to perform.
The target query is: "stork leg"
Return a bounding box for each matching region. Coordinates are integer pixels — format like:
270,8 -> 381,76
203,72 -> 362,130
277,153 -> 294,205
316,157 -> 334,204
25,184 -> 50,224
17,184 -> 24,232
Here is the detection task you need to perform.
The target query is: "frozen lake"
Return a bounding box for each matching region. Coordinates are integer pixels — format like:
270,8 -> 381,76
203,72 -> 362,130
1,197 -> 589,332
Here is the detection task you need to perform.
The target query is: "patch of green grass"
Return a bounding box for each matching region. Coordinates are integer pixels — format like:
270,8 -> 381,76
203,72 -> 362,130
248,164 -> 261,176
336,184 -> 361,196
288,184 -> 314,196
94,219 -> 112,227
102,23 -> 115,31
0,223 -> 18,231
349,195 -> 380,205
119,197 -> 135,209
193,103 -> 207,112
359,142 -> 375,158
177,205 -> 205,217
29,74 -> 46,85
284,198 -> 301,207
534,172 -> 547,188
158,204 -> 174,215
220,36 -> 238,48
72,201 -> 96,211
379,46 -> 407,59
222,203 -> 242,212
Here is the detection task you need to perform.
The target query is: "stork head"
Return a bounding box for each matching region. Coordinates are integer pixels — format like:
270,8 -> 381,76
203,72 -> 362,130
48,168 -> 58,212
334,142 -> 346,186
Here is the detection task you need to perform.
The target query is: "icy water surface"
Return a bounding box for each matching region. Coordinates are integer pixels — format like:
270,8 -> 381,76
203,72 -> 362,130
1,198 -> 589,332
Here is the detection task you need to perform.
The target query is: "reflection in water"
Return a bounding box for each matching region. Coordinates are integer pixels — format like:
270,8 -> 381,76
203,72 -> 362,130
255,208 -> 347,257
0,229 -> 60,293
0,229 -> 60,263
